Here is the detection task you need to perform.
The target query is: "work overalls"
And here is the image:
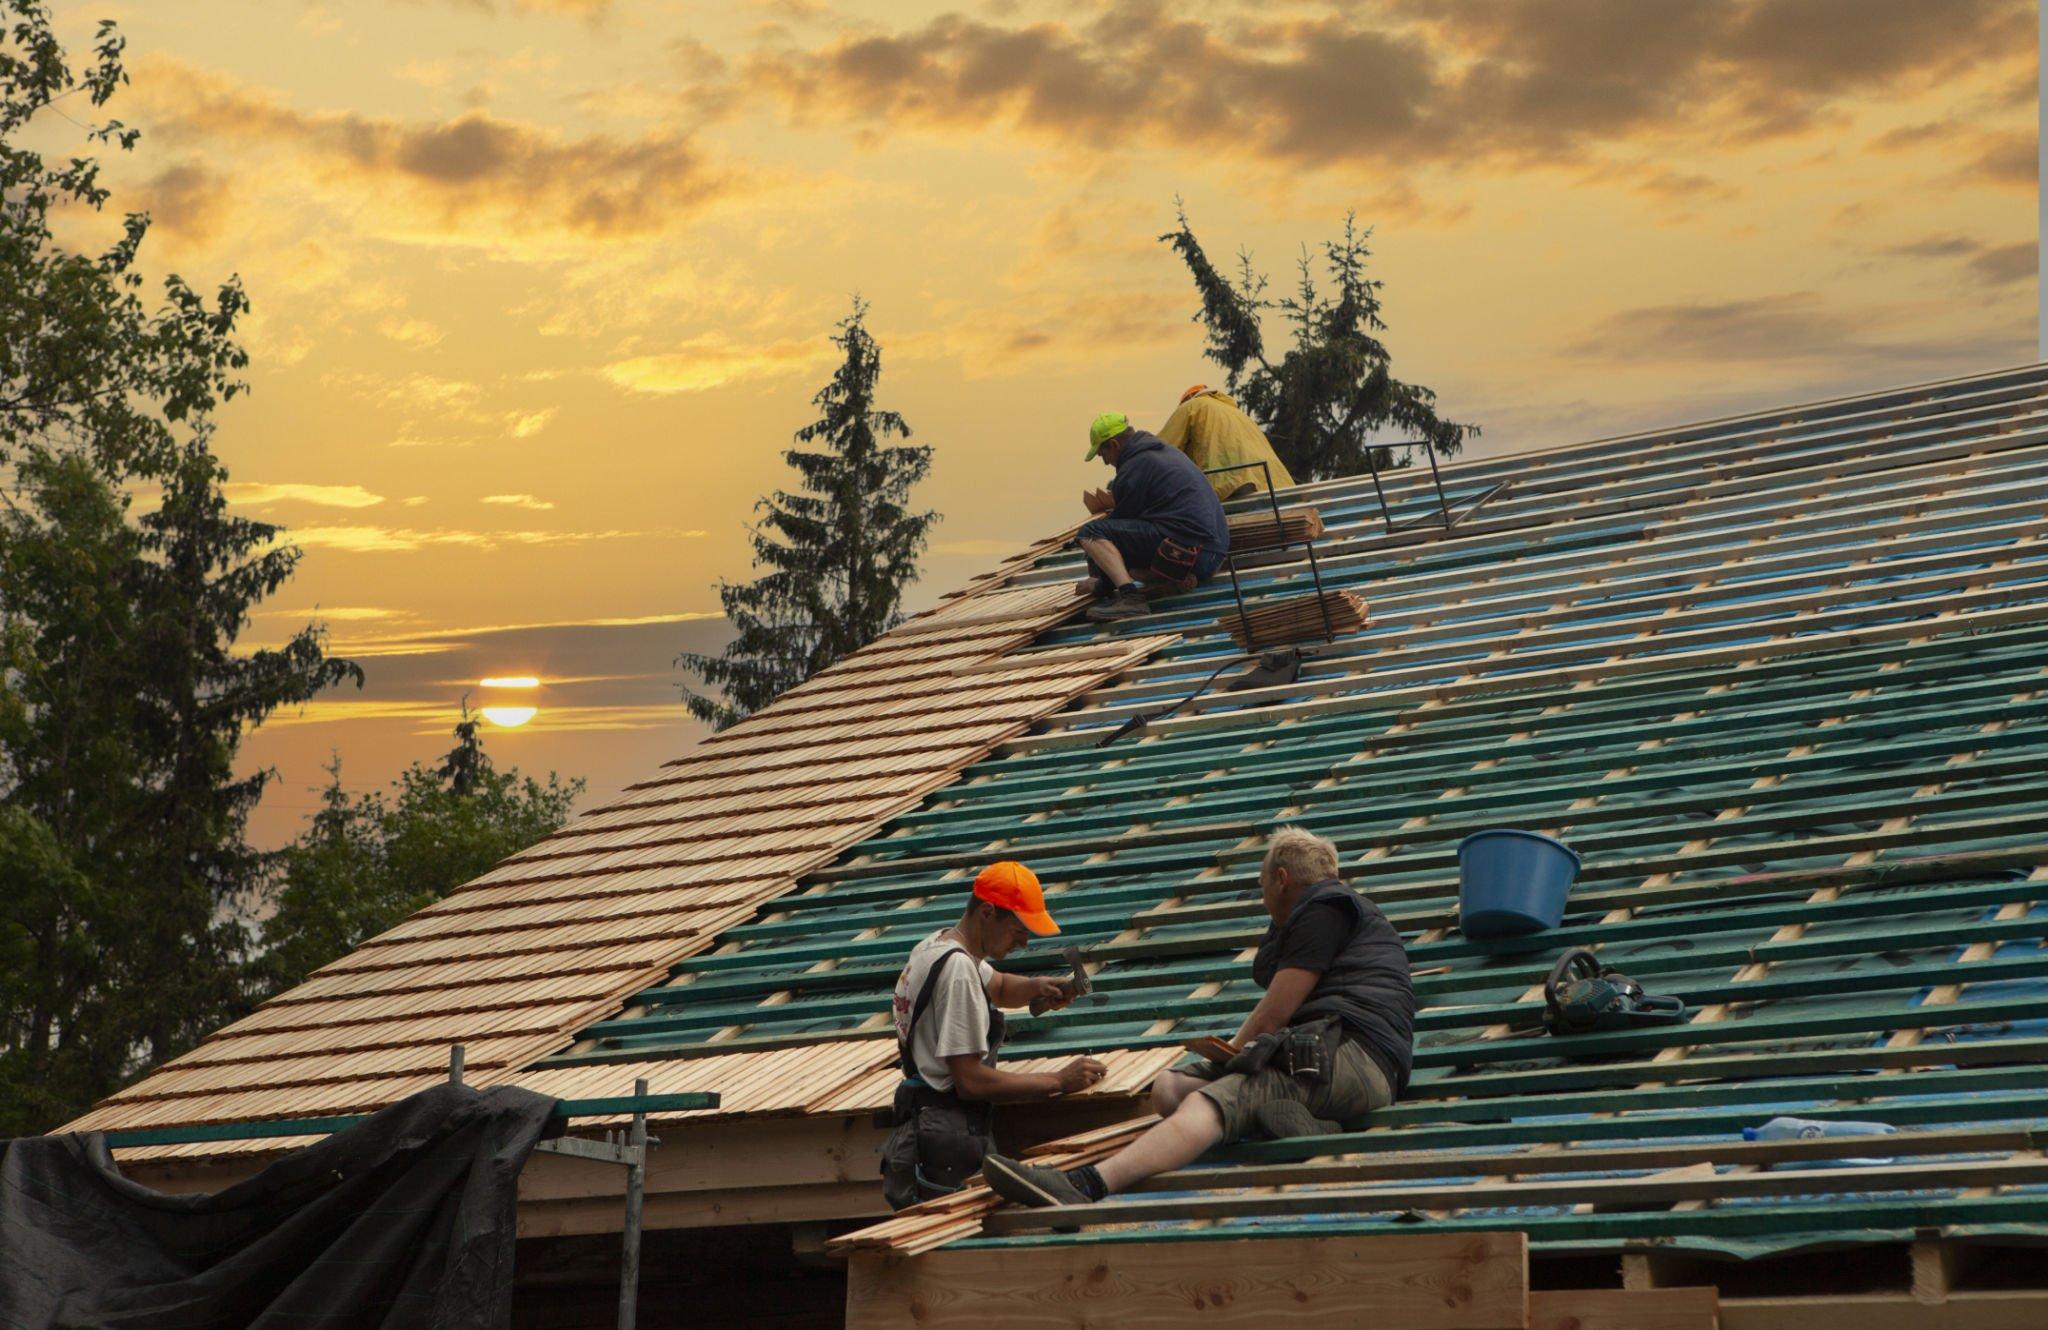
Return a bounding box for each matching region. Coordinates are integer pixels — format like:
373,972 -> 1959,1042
879,947 -> 1004,1210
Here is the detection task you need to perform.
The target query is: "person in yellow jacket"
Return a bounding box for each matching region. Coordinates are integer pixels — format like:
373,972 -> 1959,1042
1157,385 -> 1296,502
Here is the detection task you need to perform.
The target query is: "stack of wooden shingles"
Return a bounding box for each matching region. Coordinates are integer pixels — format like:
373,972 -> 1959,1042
1226,506 -> 1323,554
71,582 -> 1177,1156
829,1116 -> 1161,1256
1220,589 -> 1369,650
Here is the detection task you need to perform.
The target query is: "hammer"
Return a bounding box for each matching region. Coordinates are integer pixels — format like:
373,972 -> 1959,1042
1030,946 -> 1092,1015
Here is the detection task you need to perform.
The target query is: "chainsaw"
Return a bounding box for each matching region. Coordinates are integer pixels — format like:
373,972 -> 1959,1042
1543,948 -> 1687,1036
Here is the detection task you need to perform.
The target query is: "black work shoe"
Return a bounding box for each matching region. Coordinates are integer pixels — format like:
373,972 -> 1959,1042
983,1153 -> 1087,1208
1253,1101 -> 1341,1141
1085,586 -> 1151,622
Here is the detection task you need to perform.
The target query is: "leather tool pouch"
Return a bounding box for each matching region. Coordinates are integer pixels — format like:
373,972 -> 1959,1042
913,1100 -> 991,1197
1148,536 -> 1202,591
882,1087 -> 992,1210
879,1115 -> 921,1211
1280,1017 -> 1342,1085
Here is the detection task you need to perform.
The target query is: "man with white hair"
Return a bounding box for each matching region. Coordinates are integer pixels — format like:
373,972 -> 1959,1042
981,826 -> 1415,1209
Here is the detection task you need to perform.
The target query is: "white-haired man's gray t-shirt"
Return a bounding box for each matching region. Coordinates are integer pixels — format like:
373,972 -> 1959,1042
891,931 -> 997,1093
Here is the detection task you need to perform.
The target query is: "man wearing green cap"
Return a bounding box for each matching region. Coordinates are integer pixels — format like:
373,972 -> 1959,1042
1077,412 -> 1231,622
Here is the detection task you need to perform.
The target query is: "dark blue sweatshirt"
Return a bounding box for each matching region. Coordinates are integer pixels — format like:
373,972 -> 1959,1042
1110,432 -> 1231,553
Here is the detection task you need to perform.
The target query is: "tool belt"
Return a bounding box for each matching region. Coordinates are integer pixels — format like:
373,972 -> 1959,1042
1543,948 -> 1688,1035
880,1080 -> 995,1211
1220,1016 -> 1343,1086
1147,536 -> 1203,592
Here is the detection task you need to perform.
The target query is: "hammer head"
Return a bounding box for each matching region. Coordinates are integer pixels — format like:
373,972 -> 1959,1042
1062,946 -> 1092,998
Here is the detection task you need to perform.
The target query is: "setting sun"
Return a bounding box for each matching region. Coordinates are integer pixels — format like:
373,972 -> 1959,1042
478,675 -> 539,728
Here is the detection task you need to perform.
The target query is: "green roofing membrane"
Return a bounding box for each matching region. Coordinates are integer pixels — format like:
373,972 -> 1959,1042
560,363 -> 2048,1255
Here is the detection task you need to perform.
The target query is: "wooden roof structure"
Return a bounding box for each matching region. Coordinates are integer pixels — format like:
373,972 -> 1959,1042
72,361 -> 2048,1326
66,581 -> 1175,1154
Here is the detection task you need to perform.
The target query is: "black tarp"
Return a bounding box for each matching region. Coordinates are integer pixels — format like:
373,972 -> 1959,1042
0,1082 -> 558,1329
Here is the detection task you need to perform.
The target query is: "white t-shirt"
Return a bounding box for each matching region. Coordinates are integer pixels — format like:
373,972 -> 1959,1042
891,930 -> 997,1092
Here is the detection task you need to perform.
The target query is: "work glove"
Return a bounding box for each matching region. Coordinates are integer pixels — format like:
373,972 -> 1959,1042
1222,1031 -> 1283,1076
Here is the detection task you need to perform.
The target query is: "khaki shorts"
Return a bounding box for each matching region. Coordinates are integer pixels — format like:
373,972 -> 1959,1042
1181,1038 -> 1395,1143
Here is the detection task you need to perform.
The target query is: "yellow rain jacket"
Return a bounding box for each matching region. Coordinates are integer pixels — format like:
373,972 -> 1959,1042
1156,390 -> 1296,503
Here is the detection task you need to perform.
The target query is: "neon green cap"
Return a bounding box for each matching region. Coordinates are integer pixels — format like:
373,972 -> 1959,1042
1086,412 -> 1129,460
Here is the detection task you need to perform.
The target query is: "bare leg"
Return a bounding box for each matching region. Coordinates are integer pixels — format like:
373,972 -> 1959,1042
1079,536 -> 1134,588
1095,1093 -> 1225,1195
1150,1070 -> 1205,1117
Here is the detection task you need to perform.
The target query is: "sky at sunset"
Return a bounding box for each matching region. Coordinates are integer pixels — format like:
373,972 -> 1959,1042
43,0 -> 2039,845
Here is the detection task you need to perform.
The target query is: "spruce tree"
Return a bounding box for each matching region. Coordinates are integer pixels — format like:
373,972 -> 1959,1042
1162,206 -> 1476,482
438,696 -> 489,796
680,299 -> 936,728
0,6 -> 360,1131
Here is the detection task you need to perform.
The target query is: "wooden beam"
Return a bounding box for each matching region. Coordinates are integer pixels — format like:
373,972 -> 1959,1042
1096,508 -> 2048,697
981,1159 -> 2048,1235
520,1180 -> 884,1238
845,1231 -> 1529,1329
1007,596 -> 2048,751
1054,553 -> 2048,729
518,1112 -> 888,1206
1131,1126 -> 2037,1194
1719,1291 -> 2048,1330
1529,1286 -> 1718,1330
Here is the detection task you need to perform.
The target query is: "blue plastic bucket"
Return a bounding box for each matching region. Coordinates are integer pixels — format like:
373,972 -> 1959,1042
1457,830 -> 1581,938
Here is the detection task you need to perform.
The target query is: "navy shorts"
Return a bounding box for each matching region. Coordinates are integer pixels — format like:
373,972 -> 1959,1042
1077,517 -> 1223,585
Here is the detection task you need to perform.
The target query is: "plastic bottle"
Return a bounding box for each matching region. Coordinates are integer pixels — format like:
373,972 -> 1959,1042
1742,1116 -> 1896,1167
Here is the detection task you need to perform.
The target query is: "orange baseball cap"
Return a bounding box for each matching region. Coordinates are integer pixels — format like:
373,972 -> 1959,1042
1179,383 -> 1209,403
973,861 -> 1060,935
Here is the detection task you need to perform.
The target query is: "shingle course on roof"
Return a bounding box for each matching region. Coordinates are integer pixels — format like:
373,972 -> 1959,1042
65,573 -> 1169,1143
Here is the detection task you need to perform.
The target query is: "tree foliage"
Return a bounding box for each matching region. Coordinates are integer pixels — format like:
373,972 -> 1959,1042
0,4 -> 359,1134
1161,206 -> 1476,482
680,298 -> 936,728
255,722 -> 582,999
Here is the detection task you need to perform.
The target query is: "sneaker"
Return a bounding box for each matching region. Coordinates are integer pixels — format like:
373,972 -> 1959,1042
1253,1101 -> 1341,1141
1085,585 -> 1151,622
983,1153 -> 1087,1208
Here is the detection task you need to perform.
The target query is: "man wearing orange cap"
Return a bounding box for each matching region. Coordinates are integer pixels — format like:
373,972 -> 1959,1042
1158,384 -> 1296,503
880,862 -> 1109,1208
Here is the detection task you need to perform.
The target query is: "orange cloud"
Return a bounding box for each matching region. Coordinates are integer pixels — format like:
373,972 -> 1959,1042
600,334 -> 830,394
133,160 -> 230,244
742,0 -> 2031,174
1566,291 -> 2028,375
1881,234 -> 2036,287
1870,121 -> 2036,192
134,55 -> 735,241
223,482 -> 386,508
284,524 -> 703,553
888,283 -> 1190,379
1968,242 -> 2036,287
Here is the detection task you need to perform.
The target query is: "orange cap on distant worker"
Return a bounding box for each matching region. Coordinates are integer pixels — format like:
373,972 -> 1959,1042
973,861 -> 1060,935
1179,383 -> 1209,403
